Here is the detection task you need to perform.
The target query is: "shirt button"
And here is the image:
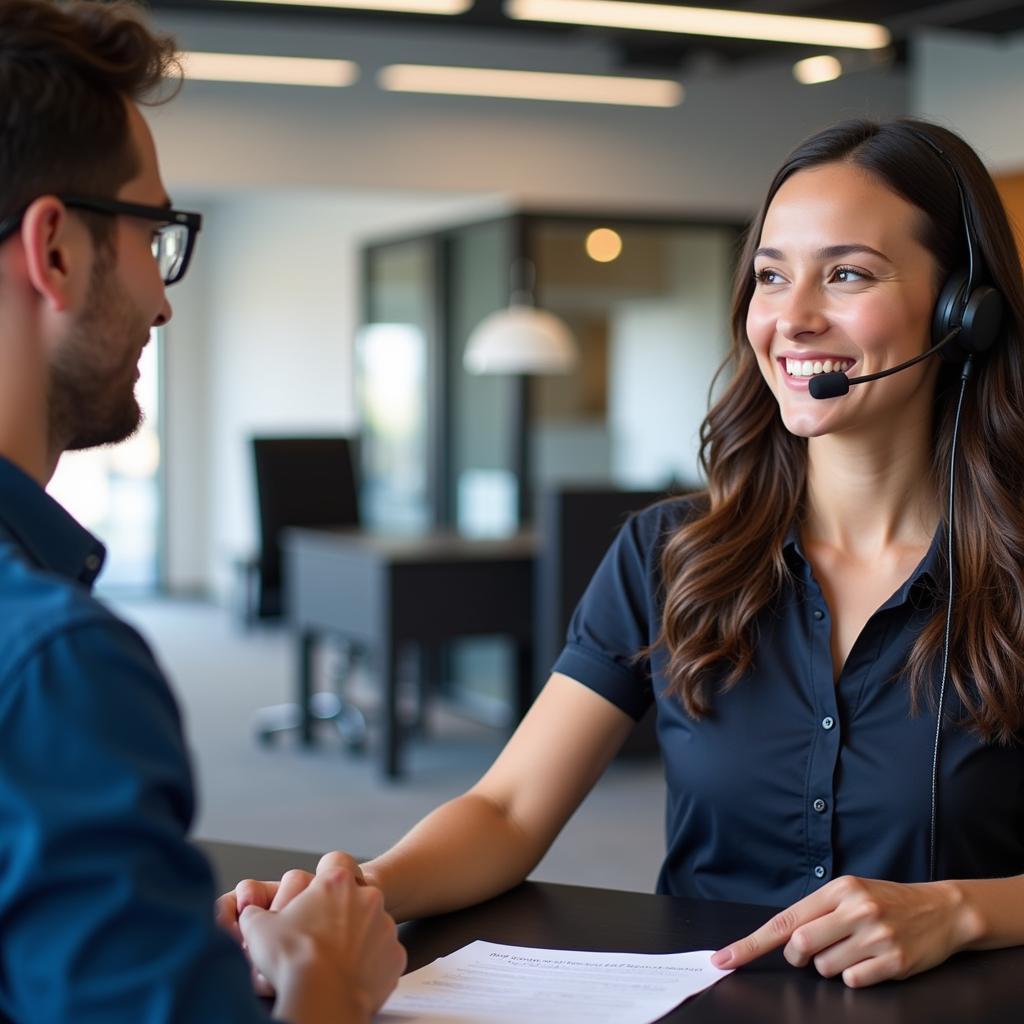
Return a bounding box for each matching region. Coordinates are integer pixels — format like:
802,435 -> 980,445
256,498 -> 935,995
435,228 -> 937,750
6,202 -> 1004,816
814,865 -> 826,879
813,609 -> 825,621
821,716 -> 835,730
84,554 -> 101,572
813,798 -> 827,813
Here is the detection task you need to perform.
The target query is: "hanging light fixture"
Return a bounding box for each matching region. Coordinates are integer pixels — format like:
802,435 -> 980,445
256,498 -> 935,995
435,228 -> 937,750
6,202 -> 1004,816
464,260 -> 578,375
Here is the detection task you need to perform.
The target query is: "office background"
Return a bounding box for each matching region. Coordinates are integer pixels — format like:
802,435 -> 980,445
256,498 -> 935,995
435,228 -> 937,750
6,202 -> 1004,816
67,2 -> 1024,885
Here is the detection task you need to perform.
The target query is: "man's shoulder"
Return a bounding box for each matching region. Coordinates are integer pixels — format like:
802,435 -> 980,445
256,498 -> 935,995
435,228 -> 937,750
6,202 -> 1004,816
0,533 -> 125,680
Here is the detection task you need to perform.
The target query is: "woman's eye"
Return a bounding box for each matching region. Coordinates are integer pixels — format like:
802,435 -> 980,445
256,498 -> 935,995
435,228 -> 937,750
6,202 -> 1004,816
754,268 -> 783,286
832,265 -> 869,283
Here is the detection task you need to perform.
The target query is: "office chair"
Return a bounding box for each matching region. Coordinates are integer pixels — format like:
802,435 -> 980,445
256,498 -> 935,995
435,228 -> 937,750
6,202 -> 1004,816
239,436 -> 360,621
242,436 -> 367,751
535,484 -> 671,757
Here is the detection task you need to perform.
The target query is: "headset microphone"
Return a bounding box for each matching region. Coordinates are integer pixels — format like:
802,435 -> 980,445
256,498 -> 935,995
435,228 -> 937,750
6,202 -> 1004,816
808,327 -> 963,399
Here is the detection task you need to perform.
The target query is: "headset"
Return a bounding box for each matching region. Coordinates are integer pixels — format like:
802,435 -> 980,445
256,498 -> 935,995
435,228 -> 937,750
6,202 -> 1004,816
809,129 -> 1003,400
808,125 -> 1005,883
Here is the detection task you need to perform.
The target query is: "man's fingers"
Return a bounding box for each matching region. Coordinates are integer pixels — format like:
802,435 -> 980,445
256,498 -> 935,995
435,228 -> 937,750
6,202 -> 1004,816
235,878 -> 280,914
251,968 -> 275,998
214,893 -> 242,941
317,850 -> 364,884
270,869 -> 315,912
237,902 -> 269,940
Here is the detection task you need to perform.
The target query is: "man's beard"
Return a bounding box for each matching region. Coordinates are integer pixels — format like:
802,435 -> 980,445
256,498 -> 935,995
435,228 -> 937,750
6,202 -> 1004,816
48,247 -> 148,452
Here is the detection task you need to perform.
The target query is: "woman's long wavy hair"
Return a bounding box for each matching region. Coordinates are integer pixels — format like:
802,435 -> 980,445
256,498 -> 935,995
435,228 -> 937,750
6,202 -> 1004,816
657,118 -> 1024,745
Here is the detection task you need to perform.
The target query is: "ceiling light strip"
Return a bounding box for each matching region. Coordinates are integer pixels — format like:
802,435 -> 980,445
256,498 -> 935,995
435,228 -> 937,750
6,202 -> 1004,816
182,51 -> 359,87
220,0 -> 472,14
378,64 -> 683,107
793,55 -> 843,85
506,0 -> 890,50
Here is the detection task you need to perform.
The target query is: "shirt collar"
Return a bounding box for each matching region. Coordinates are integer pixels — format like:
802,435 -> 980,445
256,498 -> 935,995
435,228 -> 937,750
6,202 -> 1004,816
783,518 -> 943,607
0,455 -> 106,588
887,527 -> 943,609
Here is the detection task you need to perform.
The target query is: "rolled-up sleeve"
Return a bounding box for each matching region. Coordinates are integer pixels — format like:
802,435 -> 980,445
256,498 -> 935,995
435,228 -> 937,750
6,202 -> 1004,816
0,617 -> 268,1024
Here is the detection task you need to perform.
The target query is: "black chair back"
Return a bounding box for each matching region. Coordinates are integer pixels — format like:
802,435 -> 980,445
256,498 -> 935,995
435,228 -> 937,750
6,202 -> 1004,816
535,484 -> 671,755
252,436 -> 359,616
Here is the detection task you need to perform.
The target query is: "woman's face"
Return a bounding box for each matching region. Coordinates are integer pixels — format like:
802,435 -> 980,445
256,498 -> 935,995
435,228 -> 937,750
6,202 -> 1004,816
746,161 -> 941,439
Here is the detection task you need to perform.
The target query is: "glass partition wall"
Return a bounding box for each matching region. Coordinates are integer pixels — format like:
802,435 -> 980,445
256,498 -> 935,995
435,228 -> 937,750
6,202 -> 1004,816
360,212 -> 741,715
360,212 -> 742,535
358,239 -> 440,533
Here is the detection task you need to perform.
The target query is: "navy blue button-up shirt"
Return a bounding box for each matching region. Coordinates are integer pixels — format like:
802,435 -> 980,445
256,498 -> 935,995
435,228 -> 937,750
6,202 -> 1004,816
0,456 -> 268,1023
553,498 -> 1024,908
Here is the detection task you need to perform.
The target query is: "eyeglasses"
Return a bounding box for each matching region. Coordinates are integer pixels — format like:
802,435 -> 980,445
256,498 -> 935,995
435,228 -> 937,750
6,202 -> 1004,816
0,195 -> 203,286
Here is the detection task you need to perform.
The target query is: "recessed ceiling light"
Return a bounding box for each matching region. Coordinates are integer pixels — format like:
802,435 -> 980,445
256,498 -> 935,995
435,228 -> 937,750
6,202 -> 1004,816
181,52 -> 359,87
378,65 -> 683,107
220,0 -> 472,13
586,228 -> 623,262
793,55 -> 843,85
506,0 -> 890,50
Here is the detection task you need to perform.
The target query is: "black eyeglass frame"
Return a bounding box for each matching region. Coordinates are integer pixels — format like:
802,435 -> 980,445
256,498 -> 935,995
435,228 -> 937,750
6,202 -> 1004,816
0,195 -> 203,285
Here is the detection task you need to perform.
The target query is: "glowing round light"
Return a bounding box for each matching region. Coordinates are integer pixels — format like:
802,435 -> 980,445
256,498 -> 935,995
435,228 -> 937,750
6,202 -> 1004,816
793,55 -> 843,85
586,227 -> 623,263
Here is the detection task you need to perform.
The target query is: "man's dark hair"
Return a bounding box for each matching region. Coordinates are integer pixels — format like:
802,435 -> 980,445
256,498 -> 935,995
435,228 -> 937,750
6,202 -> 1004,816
0,0 -> 179,239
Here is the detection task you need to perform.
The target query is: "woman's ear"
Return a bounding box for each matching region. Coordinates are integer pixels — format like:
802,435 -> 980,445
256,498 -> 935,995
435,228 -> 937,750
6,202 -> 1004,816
19,197 -> 88,314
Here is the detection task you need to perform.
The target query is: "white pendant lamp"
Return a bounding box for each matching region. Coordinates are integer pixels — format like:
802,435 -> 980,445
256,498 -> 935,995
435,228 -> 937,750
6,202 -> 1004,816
464,261 -> 578,375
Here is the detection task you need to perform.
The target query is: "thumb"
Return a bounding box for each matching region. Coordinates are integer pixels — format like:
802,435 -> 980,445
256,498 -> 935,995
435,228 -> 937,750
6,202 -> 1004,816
238,905 -> 282,988
238,903 -> 270,942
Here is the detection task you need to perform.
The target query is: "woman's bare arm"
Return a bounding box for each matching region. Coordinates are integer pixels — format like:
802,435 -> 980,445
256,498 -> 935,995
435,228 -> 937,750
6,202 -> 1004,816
361,672 -> 636,922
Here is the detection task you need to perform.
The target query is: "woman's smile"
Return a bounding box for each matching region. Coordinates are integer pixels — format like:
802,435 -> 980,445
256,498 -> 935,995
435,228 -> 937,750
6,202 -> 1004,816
776,354 -> 858,390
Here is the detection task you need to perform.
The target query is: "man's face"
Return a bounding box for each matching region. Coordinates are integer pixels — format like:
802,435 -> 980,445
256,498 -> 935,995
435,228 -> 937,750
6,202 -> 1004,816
48,102 -> 173,452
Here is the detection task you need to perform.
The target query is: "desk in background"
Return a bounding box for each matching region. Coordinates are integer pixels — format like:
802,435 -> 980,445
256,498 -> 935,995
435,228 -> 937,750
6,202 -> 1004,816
282,528 -> 535,778
201,840 -> 1024,1024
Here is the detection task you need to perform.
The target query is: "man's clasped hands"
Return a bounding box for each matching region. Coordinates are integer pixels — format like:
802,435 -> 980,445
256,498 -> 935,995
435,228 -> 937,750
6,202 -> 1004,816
217,852 -> 405,1022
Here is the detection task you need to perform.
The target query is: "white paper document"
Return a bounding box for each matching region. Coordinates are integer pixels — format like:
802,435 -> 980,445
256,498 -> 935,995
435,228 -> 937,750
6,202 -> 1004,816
375,940 -> 733,1024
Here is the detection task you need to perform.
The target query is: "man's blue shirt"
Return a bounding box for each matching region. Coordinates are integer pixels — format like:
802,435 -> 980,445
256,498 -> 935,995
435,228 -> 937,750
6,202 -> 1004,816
554,497 -> 1024,907
0,456 -> 268,1022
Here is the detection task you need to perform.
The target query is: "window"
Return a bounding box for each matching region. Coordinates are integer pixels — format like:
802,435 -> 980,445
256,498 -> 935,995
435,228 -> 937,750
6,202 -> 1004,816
46,329 -> 163,590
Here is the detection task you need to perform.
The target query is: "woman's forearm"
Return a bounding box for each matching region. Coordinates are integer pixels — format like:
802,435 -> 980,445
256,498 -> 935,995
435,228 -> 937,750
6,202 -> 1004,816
360,790 -> 547,923
359,674 -> 636,924
951,874 -> 1024,951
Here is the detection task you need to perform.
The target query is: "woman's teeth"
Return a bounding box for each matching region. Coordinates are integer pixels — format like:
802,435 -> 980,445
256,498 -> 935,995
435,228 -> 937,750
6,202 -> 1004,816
784,357 -> 853,377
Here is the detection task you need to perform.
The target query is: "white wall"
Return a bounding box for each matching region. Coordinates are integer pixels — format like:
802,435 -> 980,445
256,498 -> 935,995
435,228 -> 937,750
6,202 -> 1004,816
161,222 -> 212,592
165,190 -> 504,595
913,30 -> 1024,170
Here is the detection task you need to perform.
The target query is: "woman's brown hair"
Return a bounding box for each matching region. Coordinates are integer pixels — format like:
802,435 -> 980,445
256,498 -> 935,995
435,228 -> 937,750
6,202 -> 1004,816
657,118 -> 1024,744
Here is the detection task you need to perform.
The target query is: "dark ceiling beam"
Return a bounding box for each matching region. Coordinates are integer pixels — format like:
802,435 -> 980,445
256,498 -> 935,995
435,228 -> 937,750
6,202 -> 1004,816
884,0 -> 1024,32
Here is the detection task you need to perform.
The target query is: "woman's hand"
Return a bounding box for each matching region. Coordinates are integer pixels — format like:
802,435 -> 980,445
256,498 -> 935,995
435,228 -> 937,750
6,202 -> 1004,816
215,852 -> 368,995
711,875 -> 979,988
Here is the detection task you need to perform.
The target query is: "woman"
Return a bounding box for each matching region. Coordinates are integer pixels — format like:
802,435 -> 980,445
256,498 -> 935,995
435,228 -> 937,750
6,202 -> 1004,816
225,118 -> 1024,989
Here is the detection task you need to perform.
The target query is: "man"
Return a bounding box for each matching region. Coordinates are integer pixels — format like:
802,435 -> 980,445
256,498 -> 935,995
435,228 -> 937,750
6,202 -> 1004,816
0,2 -> 405,1021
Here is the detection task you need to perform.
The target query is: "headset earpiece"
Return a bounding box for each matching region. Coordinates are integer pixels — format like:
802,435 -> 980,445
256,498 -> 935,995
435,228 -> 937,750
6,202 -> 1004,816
910,123 -> 1006,363
932,272 -> 1004,361
960,284 -> 1003,355
933,272 -> 969,361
